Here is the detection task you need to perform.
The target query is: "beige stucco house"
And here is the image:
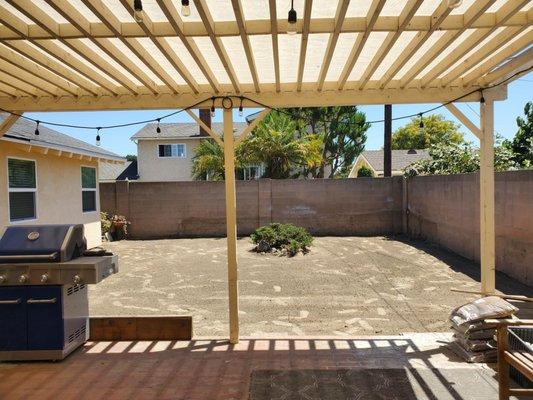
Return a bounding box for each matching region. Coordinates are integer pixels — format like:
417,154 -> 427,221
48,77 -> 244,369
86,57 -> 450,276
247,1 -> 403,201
131,122 -> 247,181
349,149 -> 429,178
0,113 -> 124,248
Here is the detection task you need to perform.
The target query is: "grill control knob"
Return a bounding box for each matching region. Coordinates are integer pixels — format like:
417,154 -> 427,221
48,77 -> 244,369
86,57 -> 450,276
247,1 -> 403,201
73,275 -> 82,284
0,275 -> 6,284
19,274 -> 28,284
41,273 -> 49,283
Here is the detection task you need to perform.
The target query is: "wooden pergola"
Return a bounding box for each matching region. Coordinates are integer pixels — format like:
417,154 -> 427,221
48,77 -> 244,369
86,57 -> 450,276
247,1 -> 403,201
0,0 -> 532,343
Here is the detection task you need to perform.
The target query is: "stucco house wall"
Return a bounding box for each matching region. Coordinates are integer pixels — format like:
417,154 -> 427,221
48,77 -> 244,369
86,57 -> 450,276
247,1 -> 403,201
0,141 -> 102,248
137,138 -> 202,182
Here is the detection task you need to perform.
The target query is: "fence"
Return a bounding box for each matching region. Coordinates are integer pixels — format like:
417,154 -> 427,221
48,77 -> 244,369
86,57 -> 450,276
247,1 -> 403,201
100,170 -> 533,286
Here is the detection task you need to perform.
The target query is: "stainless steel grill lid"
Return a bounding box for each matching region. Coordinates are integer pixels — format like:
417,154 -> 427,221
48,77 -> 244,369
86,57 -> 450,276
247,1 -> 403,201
0,225 -> 87,263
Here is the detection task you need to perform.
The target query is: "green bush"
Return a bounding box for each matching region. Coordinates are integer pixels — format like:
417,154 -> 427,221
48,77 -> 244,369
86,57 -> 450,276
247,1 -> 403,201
251,223 -> 313,256
357,165 -> 374,177
101,212 -> 112,235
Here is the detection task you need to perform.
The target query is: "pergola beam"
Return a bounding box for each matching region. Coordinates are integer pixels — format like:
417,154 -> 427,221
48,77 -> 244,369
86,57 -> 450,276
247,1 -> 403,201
231,0 -> 260,93
419,0 -> 530,89
195,0 -> 241,93
337,0 -> 386,90
481,47 -> 533,87
234,109 -> 270,147
358,0 -> 423,90
317,0 -> 350,91
0,85 -> 507,112
378,0 -> 452,89
0,114 -> 20,137
296,0 -> 313,92
268,0 -> 281,92
0,12 -> 530,40
185,109 -> 224,147
445,103 -> 481,139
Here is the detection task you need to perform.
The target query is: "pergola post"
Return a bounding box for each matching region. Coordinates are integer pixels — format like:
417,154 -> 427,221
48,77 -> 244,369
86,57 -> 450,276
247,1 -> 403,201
223,107 -> 239,343
384,104 -> 392,177
479,97 -> 496,295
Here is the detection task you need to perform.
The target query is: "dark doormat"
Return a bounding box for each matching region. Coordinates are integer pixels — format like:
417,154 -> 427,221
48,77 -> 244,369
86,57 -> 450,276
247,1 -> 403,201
249,368 -> 498,400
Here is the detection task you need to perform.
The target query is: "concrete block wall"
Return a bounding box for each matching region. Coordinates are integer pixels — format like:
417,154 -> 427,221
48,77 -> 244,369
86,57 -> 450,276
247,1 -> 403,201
406,170 -> 533,286
100,177 -> 404,239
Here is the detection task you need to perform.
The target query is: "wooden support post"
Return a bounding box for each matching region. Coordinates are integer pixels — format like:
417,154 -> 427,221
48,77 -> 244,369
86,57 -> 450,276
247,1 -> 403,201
0,114 -> 20,137
480,98 -> 496,295
223,107 -> 239,344
384,104 -> 392,177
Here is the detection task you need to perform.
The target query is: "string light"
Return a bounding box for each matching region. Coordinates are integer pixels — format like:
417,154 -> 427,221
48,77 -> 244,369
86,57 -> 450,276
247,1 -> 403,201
133,0 -> 143,22
419,113 -> 424,135
96,128 -> 101,146
287,0 -> 297,35
34,120 -> 40,136
181,0 -> 190,17
447,0 -> 462,9
480,91 -> 485,104
211,97 -> 216,117
238,97 -> 244,117
156,118 -> 161,133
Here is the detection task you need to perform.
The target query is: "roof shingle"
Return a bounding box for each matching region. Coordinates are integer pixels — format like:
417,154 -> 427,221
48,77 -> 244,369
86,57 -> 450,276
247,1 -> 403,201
131,122 -> 248,140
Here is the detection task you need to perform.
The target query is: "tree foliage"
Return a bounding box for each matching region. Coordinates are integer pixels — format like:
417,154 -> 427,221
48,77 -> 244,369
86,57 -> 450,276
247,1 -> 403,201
392,114 -> 465,150
503,101 -> 533,168
404,141 -> 519,177
191,137 -> 227,181
125,154 -> 137,161
239,111 -> 322,179
285,106 -> 369,178
357,165 -> 375,177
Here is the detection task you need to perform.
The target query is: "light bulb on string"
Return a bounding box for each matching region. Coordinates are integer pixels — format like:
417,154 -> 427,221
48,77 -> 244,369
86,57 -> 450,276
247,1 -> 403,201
96,128 -> 101,146
419,114 -> 424,136
238,97 -> 244,117
156,118 -> 161,133
34,121 -> 40,136
287,0 -> 297,35
181,0 -> 190,17
211,98 -> 216,117
133,0 -> 143,22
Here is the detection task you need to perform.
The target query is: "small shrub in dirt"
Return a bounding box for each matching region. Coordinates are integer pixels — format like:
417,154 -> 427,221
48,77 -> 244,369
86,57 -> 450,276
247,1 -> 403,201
251,223 -> 313,256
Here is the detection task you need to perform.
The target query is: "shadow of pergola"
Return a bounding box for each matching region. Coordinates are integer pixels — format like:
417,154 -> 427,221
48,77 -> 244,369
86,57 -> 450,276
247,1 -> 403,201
0,337 -> 502,400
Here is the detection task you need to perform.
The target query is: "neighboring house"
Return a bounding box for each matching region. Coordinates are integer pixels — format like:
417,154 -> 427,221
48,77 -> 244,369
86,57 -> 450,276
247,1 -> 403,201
349,149 -> 429,177
99,160 -> 139,182
0,113 -> 124,248
131,122 -> 247,182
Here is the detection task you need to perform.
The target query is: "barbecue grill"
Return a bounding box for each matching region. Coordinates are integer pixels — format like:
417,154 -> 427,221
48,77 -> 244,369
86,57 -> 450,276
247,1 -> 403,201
0,224 -> 118,361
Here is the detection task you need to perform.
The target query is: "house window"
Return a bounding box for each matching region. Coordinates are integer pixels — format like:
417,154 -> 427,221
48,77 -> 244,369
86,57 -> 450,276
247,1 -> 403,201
158,144 -> 186,158
243,164 -> 265,180
81,166 -> 97,212
8,158 -> 37,221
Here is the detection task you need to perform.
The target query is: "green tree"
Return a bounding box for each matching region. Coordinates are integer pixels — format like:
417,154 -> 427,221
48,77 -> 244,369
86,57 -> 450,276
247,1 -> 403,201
285,106 -> 369,178
125,154 -> 137,161
357,165 -> 375,177
504,101 -> 533,168
404,141 -> 519,177
392,114 -> 464,150
240,111 -> 322,179
191,138 -> 227,181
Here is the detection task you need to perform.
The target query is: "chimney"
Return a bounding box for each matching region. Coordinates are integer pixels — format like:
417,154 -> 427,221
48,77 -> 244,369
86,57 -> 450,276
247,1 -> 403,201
199,109 -> 211,137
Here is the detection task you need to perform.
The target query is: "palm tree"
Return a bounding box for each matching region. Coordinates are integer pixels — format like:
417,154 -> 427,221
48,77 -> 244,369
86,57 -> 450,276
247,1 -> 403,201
191,138 -> 225,180
240,111 -> 322,179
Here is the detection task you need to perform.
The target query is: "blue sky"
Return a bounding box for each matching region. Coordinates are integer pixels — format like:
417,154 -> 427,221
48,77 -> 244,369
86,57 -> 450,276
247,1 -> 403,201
27,74 -> 532,157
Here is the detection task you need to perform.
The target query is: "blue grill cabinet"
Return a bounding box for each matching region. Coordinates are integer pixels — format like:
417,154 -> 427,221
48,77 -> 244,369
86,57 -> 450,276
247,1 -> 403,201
0,225 -> 118,361
0,285 -> 88,360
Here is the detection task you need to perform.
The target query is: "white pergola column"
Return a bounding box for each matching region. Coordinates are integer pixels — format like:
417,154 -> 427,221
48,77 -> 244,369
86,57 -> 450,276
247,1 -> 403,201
479,97 -> 496,295
223,107 -> 240,343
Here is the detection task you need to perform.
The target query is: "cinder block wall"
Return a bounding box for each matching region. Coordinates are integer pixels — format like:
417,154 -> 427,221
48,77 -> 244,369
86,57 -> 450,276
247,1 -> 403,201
99,177 -> 403,239
406,170 -> 533,286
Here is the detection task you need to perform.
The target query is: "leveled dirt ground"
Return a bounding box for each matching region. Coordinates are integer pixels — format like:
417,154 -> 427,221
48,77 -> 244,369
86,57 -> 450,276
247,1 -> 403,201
90,236 -> 530,337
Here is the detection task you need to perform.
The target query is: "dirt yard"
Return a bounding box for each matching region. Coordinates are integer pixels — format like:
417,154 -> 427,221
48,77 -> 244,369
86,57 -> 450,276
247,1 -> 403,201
90,236 -> 529,337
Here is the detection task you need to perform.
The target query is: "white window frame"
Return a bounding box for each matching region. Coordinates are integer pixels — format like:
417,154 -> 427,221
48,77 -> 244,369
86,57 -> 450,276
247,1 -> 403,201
243,164 -> 265,180
81,165 -> 97,213
7,157 -> 38,223
158,143 -> 186,158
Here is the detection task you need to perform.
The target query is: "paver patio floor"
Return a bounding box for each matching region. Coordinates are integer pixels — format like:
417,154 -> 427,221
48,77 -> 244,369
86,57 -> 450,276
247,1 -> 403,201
0,333 -> 513,400
90,236 -> 530,337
